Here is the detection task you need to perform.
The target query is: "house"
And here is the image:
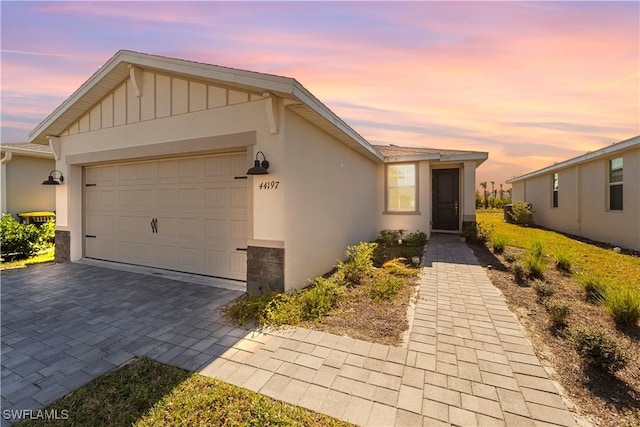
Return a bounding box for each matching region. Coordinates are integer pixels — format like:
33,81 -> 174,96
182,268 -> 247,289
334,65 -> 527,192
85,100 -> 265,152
1,142 -> 55,217
507,136 -> 640,251
29,50 -> 487,293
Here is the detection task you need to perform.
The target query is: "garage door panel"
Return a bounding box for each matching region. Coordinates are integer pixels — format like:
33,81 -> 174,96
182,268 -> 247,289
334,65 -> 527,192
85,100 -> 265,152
84,153 -> 247,281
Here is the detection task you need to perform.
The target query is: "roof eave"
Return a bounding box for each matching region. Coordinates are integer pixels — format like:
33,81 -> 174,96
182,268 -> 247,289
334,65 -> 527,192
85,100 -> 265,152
507,135 -> 640,183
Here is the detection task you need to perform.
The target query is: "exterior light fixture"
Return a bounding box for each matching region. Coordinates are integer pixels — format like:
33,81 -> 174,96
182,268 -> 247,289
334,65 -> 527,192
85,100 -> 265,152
246,151 -> 270,175
42,170 -> 64,185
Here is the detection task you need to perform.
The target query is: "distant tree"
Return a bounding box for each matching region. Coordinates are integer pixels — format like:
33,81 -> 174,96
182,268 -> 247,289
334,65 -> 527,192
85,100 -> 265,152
480,182 -> 488,208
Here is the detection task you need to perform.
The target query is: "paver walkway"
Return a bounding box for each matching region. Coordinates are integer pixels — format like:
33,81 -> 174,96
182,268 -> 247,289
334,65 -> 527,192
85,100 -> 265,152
1,235 -> 579,426
200,234 -> 579,426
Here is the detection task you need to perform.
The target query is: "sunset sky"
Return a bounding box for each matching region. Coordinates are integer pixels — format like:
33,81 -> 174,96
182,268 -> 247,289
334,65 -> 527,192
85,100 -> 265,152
1,1 -> 638,188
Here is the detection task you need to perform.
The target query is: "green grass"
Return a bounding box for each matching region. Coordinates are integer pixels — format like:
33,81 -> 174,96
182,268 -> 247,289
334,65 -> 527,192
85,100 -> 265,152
18,357 -> 352,427
0,248 -> 54,270
476,210 -> 640,293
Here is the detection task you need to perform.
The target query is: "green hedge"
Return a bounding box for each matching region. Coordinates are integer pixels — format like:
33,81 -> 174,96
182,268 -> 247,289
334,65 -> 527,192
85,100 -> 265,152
0,214 -> 55,257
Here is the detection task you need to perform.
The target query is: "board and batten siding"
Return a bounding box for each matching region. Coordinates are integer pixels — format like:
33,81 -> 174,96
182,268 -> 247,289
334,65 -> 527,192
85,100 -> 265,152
61,70 -> 265,137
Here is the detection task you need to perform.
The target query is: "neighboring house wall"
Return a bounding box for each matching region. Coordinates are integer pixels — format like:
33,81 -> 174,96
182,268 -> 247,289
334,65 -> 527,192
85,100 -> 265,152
1,152 -> 55,216
509,139 -> 639,251
283,110 -> 378,288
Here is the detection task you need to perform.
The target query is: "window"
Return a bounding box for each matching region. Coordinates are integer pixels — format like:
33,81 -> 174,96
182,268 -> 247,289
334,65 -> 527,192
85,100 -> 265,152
386,163 -> 417,212
609,157 -> 623,211
552,173 -> 559,208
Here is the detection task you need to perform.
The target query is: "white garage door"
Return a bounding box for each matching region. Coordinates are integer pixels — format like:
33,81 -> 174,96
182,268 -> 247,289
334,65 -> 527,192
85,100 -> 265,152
84,153 -> 248,281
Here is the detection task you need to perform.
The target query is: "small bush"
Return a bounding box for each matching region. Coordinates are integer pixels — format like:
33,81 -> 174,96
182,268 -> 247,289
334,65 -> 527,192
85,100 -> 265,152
223,293 -> 273,326
298,277 -> 343,321
545,299 -> 571,328
378,229 -> 404,246
366,270 -> 404,301
263,292 -> 302,326
491,234 -> 508,254
404,230 -> 427,247
508,201 -> 533,225
503,252 -> 516,263
382,258 -> 419,276
476,222 -> 493,244
533,279 -> 554,300
511,261 -> 527,283
576,274 -> 606,303
602,287 -> 640,328
571,326 -> 627,373
554,251 -> 573,274
336,242 -> 377,285
526,255 -> 547,279
529,240 -> 544,260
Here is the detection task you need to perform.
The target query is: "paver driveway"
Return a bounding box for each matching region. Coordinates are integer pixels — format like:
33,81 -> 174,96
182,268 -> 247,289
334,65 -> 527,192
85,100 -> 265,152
1,235 -> 580,426
1,263 -> 245,425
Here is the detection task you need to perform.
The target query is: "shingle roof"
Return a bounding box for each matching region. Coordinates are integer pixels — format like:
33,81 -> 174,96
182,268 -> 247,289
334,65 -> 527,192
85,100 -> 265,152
374,144 -> 488,164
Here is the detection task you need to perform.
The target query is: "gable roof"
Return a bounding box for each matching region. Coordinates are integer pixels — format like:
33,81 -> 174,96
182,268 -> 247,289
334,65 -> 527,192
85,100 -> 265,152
374,144 -> 488,165
29,50 -> 383,162
0,142 -> 54,159
507,135 -> 640,183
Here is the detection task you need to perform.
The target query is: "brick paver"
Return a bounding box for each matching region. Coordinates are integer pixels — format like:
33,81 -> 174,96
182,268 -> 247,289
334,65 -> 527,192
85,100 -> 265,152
1,235 -> 580,426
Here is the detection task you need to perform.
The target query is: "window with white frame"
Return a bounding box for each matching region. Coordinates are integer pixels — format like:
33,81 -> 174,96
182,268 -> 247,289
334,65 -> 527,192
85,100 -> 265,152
609,157 -> 623,211
386,163 -> 417,212
552,173 -> 559,208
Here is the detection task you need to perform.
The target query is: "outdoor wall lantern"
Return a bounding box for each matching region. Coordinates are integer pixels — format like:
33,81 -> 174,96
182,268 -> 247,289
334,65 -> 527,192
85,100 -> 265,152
42,170 -> 64,185
246,151 -> 270,175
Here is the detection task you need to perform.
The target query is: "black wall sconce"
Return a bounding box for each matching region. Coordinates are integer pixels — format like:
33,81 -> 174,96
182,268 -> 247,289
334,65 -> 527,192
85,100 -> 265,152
247,151 -> 270,175
42,170 -> 64,185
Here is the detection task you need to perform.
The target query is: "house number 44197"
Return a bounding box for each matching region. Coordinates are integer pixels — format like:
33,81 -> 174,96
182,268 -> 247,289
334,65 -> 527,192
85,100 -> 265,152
258,181 -> 280,190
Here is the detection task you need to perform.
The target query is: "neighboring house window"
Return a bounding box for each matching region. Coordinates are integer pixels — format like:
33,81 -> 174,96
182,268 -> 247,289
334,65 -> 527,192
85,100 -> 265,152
609,157 -> 623,211
552,173 -> 559,208
386,163 -> 418,212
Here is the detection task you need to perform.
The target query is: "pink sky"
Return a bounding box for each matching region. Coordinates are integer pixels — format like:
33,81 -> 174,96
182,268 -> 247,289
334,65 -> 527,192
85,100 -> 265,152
1,1 -> 638,188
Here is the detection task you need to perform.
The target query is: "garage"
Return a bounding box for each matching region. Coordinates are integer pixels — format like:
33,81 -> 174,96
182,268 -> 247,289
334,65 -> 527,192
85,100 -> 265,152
84,152 -> 248,281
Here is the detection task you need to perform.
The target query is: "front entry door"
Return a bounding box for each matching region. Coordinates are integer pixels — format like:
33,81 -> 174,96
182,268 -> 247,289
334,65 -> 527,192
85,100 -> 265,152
432,169 -> 460,231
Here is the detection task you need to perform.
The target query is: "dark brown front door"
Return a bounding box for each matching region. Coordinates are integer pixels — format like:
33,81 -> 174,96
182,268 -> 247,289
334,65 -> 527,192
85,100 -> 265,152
432,169 -> 460,231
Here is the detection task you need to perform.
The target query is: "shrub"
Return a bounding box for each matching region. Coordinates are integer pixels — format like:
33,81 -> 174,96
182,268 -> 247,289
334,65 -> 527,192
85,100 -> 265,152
298,277 -> 343,321
508,201 -> 534,225
378,230 -> 404,246
491,234 -> 508,254
476,222 -> 493,244
545,299 -> 571,329
526,255 -> 546,279
533,279 -> 554,300
223,293 -> 273,326
503,252 -> 516,263
382,258 -> 419,276
571,326 -> 627,373
602,287 -> 640,328
336,242 -> 377,285
366,270 -> 404,301
511,260 -> 527,283
576,274 -> 606,303
1,215 -> 56,258
529,240 -> 544,260
554,251 -> 573,274
263,292 -> 301,326
404,230 -> 427,247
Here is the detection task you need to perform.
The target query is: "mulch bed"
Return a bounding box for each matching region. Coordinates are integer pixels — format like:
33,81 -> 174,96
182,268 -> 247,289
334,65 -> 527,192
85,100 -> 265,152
469,241 -> 640,427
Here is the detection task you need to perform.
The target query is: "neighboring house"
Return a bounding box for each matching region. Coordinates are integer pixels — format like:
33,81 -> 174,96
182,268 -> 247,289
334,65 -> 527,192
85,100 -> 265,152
29,50 -> 487,292
0,142 -> 55,217
507,136 -> 640,251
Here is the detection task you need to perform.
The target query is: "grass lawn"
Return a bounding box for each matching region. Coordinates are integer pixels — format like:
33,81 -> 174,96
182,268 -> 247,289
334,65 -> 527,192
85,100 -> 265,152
0,248 -> 54,270
18,357 -> 352,427
477,209 -> 640,292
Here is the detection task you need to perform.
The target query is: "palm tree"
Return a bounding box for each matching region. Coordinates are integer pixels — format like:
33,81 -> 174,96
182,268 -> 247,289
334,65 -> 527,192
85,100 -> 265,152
480,181 -> 488,207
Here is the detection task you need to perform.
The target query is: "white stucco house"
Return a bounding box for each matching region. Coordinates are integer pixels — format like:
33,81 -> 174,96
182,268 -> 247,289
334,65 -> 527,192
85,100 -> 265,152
1,143 -> 55,217
507,136 -> 639,251
29,50 -> 487,293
